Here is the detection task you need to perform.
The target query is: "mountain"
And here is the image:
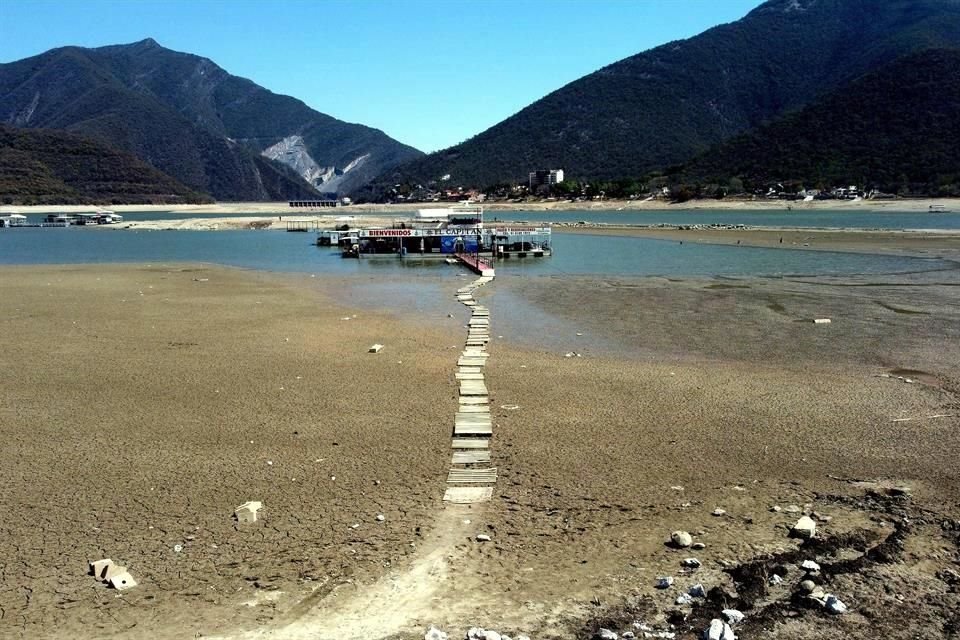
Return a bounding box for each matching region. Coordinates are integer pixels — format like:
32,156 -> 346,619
364,0 -> 960,195
673,49 -> 960,196
0,39 -> 423,200
0,124 -> 210,204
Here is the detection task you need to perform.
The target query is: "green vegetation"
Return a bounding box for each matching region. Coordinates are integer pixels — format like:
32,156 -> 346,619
0,39 -> 421,200
363,0 -> 960,198
673,49 -> 960,197
0,125 -> 211,205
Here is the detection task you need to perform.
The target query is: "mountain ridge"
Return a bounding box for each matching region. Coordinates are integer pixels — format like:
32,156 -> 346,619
673,48 -> 960,197
363,0 -> 960,196
0,123 -> 211,204
0,39 -> 423,199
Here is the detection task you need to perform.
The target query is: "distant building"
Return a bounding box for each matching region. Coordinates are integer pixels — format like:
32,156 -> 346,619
528,169 -> 565,191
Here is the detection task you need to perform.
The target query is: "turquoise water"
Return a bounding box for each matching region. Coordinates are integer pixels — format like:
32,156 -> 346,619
0,227 -> 952,278
14,208 -> 960,230
489,208 -> 960,230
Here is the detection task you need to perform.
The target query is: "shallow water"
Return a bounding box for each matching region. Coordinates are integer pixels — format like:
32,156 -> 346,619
13,208 -> 960,230
487,208 -> 960,230
0,227 -> 951,278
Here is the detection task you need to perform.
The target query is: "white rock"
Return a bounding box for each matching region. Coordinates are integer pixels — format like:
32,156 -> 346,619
704,619 -> 724,640
712,508 -> 726,517
476,534 -> 491,542
671,531 -> 693,548
722,609 -> 745,625
655,576 -> 674,589
622,632 -> 636,640
596,630 -> 618,640
466,628 -> 486,640
784,505 -> 801,513
792,516 -> 817,539
769,574 -> 784,585
681,558 -> 702,568
825,594 -> 848,614
801,560 -> 821,572
675,593 -> 694,605
770,505 -> 782,512
425,627 -> 448,640
692,542 -> 706,550
376,514 -> 386,522
485,631 -> 502,640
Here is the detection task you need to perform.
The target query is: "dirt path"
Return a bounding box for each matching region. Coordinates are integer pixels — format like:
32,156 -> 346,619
223,506 -> 483,640
220,275 -> 503,640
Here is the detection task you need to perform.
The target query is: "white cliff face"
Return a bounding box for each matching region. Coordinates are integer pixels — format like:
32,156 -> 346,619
261,136 -> 369,193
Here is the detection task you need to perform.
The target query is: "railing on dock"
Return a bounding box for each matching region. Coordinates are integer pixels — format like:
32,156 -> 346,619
455,252 -> 495,277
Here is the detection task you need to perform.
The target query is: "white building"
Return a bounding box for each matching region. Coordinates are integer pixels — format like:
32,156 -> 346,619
528,169 -> 565,190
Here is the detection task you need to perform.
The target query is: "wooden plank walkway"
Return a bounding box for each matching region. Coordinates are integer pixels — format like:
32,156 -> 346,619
440,269 -> 499,504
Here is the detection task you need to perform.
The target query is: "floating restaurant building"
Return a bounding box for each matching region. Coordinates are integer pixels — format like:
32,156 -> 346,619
318,206 -> 552,259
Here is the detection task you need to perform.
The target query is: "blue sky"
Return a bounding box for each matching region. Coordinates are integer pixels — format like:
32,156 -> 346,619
1,0 -> 761,152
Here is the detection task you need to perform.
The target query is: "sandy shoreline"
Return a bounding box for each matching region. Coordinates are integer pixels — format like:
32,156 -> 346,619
2,264 -> 959,639
2,196 -> 959,215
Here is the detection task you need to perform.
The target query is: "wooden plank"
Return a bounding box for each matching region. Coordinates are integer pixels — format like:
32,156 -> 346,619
452,450 -> 491,464
447,467 -> 498,483
455,373 -> 485,380
460,383 -> 488,396
453,422 -> 492,436
451,438 -> 489,449
458,367 -> 483,374
443,486 -> 493,503
458,396 -> 488,405
457,358 -> 486,367
457,405 -> 489,413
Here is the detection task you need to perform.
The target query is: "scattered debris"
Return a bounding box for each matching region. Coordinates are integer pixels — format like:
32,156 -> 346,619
235,501 -> 263,524
892,414 -> 953,422
476,534 -> 491,542
675,593 -> 694,605
681,558 -> 702,569
173,544 -> 183,553
825,594 -> 848,614
89,559 -> 113,580
813,318 -> 831,324
655,576 -> 674,589
109,570 -> 137,591
688,583 -> 707,598
703,619 -> 735,640
500,404 -> 520,410
376,514 -> 386,522
712,508 -> 727,517
671,530 -> 693,548
369,344 -> 384,353
801,559 -> 821,573
791,515 -> 817,539
722,609 -> 744,625
89,559 -> 136,590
